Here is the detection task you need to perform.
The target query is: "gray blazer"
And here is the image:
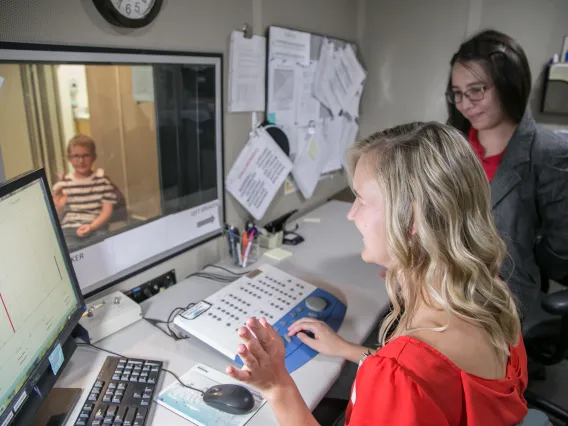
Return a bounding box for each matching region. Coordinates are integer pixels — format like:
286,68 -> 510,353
492,111 -> 568,316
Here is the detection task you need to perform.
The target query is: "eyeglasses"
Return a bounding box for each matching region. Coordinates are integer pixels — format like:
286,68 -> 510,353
446,85 -> 489,104
69,154 -> 92,161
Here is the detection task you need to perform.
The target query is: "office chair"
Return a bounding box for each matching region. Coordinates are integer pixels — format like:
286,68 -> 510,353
523,280 -> 568,426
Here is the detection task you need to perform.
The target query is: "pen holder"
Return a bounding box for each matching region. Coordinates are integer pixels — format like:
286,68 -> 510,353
224,231 -> 260,268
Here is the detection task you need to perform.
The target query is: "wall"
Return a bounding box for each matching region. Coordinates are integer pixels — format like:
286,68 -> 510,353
85,65 -> 161,221
0,0 -> 358,297
358,0 -> 568,138
0,64 -> 34,179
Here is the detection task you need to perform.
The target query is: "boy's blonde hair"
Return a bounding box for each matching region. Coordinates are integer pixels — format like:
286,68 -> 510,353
347,122 -> 520,356
67,134 -> 96,157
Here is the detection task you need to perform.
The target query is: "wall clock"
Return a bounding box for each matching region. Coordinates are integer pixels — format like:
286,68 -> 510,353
93,0 -> 163,28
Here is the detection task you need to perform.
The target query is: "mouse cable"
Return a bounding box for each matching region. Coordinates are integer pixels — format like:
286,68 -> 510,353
161,368 -> 204,395
77,342 -> 204,395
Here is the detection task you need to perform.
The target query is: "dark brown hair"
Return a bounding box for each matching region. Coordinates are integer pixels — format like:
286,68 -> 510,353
446,30 -> 532,135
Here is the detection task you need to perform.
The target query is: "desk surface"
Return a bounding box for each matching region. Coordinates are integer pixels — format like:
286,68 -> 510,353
59,200 -> 390,425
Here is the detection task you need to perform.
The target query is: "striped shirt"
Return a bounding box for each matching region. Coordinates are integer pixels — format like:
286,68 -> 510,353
53,172 -> 117,229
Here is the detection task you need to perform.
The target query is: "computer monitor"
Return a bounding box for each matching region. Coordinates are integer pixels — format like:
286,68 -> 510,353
0,169 -> 85,426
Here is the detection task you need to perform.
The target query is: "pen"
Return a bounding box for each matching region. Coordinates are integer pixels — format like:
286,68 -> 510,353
229,226 -> 239,265
243,239 -> 253,268
242,232 -> 248,261
225,224 -> 233,257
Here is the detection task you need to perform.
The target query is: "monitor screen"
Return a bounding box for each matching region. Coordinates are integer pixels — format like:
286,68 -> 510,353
0,43 -> 224,297
0,173 -> 84,420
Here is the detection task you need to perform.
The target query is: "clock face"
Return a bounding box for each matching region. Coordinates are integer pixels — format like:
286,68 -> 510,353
110,0 -> 156,19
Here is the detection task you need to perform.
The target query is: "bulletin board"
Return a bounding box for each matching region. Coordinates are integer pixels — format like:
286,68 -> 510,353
265,25 -> 366,199
266,25 -> 362,126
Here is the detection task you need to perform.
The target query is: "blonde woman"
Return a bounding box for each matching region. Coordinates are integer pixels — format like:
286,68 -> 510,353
227,122 -> 528,426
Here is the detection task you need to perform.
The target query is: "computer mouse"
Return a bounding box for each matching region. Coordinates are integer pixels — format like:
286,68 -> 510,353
202,384 -> 255,415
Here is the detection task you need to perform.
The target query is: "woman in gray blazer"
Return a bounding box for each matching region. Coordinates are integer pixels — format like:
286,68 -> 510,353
446,29 -> 568,318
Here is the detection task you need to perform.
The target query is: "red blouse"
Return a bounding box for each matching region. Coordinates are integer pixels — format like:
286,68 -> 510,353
468,128 -> 505,182
344,336 -> 528,426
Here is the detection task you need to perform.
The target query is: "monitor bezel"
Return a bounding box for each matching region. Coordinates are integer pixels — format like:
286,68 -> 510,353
0,168 -> 86,423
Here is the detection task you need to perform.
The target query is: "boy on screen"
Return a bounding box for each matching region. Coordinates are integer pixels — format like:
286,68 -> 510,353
52,135 -> 117,249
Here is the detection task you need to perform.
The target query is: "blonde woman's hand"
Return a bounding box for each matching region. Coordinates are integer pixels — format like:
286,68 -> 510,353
227,317 -> 294,398
287,318 -> 355,359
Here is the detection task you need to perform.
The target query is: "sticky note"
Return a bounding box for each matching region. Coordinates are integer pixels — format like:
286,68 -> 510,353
263,247 -> 293,261
308,139 -> 319,160
48,343 -> 64,375
268,112 -> 276,123
303,218 -> 321,223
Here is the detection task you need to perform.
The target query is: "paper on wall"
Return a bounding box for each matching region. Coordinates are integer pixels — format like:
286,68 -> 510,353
314,40 -> 342,116
269,26 -> 310,65
339,117 -> 359,168
292,123 -> 329,199
280,124 -> 299,161
336,44 -> 367,110
228,31 -> 266,112
267,58 -> 298,125
322,116 -> 343,174
313,40 -> 366,117
226,127 -> 293,220
345,81 -> 364,119
295,60 -> 320,125
131,66 -> 154,102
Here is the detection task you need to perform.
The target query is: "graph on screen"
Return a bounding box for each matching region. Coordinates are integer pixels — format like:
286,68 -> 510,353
0,181 -> 78,415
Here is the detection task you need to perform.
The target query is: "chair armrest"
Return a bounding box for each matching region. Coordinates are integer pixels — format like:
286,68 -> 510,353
542,289 -> 568,316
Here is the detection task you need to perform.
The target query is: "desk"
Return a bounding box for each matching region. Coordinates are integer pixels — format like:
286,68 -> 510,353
59,200 -> 390,425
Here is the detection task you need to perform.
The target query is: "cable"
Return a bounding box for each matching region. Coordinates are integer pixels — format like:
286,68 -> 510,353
77,342 -> 123,358
202,264 -> 248,276
77,342 -> 204,395
145,302 -> 196,341
162,368 -> 204,395
185,271 -> 240,283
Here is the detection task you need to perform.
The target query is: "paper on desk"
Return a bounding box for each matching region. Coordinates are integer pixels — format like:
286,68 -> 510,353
156,363 -> 266,426
263,247 -> 293,261
269,26 -> 310,65
267,58 -> 298,125
292,123 -> 329,199
295,60 -> 320,126
228,31 -> 266,112
226,127 -> 293,220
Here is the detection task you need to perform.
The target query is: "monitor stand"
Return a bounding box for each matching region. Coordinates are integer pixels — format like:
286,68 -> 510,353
30,388 -> 82,426
13,338 -> 82,426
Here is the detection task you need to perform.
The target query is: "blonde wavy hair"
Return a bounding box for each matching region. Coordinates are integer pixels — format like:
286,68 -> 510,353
347,122 -> 520,356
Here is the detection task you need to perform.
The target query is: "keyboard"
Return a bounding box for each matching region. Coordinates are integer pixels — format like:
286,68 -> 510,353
173,264 -> 346,373
74,356 -> 163,426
